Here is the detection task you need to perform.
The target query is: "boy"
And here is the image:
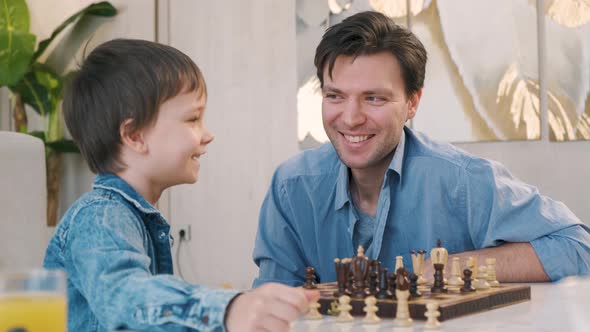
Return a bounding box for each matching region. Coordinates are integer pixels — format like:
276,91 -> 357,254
44,39 -> 318,332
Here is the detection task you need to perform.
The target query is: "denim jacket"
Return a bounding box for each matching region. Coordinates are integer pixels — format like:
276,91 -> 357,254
44,174 -> 238,332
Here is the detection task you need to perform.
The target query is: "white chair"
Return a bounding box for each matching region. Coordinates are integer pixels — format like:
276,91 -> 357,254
0,131 -> 49,270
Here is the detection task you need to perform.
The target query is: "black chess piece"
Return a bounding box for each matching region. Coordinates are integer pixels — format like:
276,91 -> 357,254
333,258 -> 350,297
346,266 -> 354,295
375,267 -> 393,299
409,272 -> 422,297
366,263 -> 379,296
387,271 -> 397,299
303,266 -> 317,289
431,263 -> 448,293
461,268 -> 476,293
351,247 -> 370,298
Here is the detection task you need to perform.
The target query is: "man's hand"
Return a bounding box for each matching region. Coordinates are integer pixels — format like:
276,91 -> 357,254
225,283 -> 320,332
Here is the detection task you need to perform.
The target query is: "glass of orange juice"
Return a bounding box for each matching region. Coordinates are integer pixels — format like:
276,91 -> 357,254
0,269 -> 67,332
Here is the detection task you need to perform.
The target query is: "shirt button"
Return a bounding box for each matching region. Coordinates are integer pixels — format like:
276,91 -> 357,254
201,315 -> 209,324
163,310 -> 173,317
159,231 -> 167,239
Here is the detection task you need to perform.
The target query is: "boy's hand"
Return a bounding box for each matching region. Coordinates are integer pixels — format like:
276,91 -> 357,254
225,283 -> 320,332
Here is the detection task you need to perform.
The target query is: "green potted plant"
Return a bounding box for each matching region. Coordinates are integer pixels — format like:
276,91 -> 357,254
0,0 -> 117,225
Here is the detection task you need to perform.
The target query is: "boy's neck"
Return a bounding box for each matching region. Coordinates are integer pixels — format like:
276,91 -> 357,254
116,170 -> 162,206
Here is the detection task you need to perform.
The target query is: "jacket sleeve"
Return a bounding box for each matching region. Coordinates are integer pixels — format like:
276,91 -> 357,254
463,157 -> 590,281
252,171 -> 309,288
66,201 -> 239,332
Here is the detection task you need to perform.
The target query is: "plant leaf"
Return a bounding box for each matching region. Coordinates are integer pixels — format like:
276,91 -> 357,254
46,139 -> 79,153
32,1 -> 117,61
28,130 -> 46,142
0,30 -> 35,86
12,63 -> 62,116
0,0 -> 30,32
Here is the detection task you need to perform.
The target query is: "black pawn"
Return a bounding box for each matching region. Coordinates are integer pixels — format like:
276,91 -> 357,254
366,265 -> 379,296
431,263 -> 447,293
461,268 -> 476,293
303,266 -> 317,289
387,271 -> 397,299
409,273 -> 422,298
375,267 -> 393,299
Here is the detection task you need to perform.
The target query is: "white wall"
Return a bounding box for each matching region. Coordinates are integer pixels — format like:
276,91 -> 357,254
164,0 -> 298,289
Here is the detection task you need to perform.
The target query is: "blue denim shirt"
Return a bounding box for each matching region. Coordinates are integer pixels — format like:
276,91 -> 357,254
253,127 -> 590,287
44,174 -> 238,332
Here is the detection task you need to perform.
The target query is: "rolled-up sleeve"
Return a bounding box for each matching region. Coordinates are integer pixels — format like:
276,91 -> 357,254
67,202 -> 238,332
463,157 -> 590,281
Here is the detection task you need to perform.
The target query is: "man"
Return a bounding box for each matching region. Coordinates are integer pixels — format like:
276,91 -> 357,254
252,11 -> 590,287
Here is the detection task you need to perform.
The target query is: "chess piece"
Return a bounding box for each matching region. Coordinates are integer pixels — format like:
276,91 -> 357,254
424,301 -> 441,330
375,267 -> 393,299
466,256 -> 478,282
409,272 -> 422,298
336,295 -> 354,322
460,268 -> 476,293
431,263 -> 447,293
474,266 -> 490,290
362,296 -> 381,324
395,255 -> 404,272
303,266 -> 317,289
366,263 -> 379,296
447,257 -> 463,290
304,300 -> 323,320
431,240 -> 448,283
486,258 -> 500,287
393,269 -> 412,327
351,246 -> 370,298
334,258 -> 351,297
387,271 -> 397,300
410,249 -> 427,285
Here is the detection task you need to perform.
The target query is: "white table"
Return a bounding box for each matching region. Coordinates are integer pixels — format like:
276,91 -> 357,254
291,277 -> 590,332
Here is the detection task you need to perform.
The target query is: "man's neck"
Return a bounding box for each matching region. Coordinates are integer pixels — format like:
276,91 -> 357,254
349,153 -> 394,217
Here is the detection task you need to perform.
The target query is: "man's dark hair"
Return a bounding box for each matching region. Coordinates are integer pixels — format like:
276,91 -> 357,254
314,11 -> 427,96
63,38 -> 206,174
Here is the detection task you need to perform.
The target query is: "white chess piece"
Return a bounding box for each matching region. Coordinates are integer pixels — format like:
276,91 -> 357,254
336,295 -> 354,322
362,296 -> 381,324
447,257 -> 463,290
411,250 -> 427,285
304,300 -> 323,320
486,258 -> 500,287
395,255 -> 404,273
474,265 -> 490,290
393,289 -> 413,326
424,301 -> 441,329
466,256 -> 478,282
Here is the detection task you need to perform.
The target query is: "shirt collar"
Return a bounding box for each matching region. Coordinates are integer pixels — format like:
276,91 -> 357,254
334,128 -> 406,211
93,173 -> 160,215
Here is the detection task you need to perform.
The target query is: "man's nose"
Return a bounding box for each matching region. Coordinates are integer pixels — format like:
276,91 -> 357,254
342,100 -> 366,128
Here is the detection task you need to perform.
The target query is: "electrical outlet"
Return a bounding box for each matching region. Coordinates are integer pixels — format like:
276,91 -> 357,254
177,224 -> 192,242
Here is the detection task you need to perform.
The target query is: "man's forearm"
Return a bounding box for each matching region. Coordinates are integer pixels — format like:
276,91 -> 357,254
423,242 -> 550,282
447,242 -> 550,282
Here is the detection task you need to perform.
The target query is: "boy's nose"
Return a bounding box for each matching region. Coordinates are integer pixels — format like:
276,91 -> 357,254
202,127 -> 214,145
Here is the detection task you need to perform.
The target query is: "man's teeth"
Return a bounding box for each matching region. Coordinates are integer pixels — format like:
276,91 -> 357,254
344,135 -> 370,143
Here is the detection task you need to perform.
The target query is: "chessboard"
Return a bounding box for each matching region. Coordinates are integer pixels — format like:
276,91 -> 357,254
315,282 -> 531,321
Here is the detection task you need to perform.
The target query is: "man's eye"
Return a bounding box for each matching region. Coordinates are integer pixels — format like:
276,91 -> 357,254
324,93 -> 341,100
366,96 -> 385,103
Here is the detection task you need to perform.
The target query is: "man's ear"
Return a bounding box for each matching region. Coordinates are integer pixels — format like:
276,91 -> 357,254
407,89 -> 423,120
120,119 -> 147,154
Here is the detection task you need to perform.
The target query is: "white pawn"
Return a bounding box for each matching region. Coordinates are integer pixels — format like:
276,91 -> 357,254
486,258 -> 500,287
393,288 -> 413,327
336,295 -> 354,322
304,300 -> 323,320
362,296 -> 381,324
395,255 -> 404,272
447,257 -> 463,290
474,265 -> 490,290
424,301 -> 441,330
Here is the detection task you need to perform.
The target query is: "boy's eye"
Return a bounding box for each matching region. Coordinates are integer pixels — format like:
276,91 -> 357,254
188,117 -> 200,122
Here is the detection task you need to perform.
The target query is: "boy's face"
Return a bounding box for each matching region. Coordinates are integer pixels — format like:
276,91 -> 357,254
143,91 -> 213,188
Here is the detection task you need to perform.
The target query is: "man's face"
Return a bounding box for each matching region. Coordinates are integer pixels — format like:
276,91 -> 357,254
321,52 -> 420,172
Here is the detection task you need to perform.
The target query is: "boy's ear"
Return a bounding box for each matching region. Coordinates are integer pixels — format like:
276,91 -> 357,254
120,119 -> 147,153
